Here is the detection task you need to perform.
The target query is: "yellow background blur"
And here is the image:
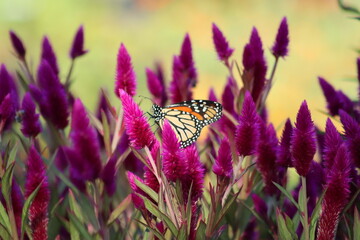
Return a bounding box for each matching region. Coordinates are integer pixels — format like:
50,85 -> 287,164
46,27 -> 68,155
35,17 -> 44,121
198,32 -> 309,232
1,0 -> 359,130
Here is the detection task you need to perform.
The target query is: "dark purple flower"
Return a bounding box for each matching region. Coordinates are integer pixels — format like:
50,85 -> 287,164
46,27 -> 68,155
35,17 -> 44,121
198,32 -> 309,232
162,120 -> 186,182
55,146 -> 68,171
35,60 -> 69,129
337,90 -> 353,114
221,77 -> 236,115
240,218 -> 258,240
306,161 -> 325,216
146,68 -> 164,105
0,94 -> 15,124
208,88 -> 218,102
101,156 -> 117,196
25,145 -> 50,240
277,118 -> 293,167
318,77 -> 341,116
20,93 -> 42,137
251,194 -> 268,218
291,101 -> 316,176
11,180 -> 24,238
323,118 -> 342,171
271,17 -> 289,58
41,36 -> 59,75
317,144 -> 351,240
235,91 -> 261,156
127,171 -> 145,209
242,43 -> 255,71
357,57 -> 360,83
212,23 -> 234,62
169,56 -> 192,103
70,25 -> 88,59
120,89 -> 155,149
179,33 -> 197,87
213,137 -> 233,179
114,43 -> 137,97
9,30 -> 26,59
339,110 -> 360,168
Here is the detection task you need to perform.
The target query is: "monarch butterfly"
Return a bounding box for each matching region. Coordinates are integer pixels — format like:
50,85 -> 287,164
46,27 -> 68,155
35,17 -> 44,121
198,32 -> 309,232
151,100 -> 222,148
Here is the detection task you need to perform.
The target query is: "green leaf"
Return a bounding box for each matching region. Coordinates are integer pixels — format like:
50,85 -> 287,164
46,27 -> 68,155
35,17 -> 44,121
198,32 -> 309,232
101,110 -> 111,156
107,195 -> 132,225
241,201 -> 267,226
354,207 -> 360,240
15,70 -> 29,91
195,221 -> 206,240
21,181 -> 43,240
285,214 -> 298,240
273,181 -> 300,211
68,213 -> 92,240
177,223 -> 187,240
134,179 -> 158,203
276,209 -> 292,240
1,163 -> 15,210
0,223 -> 12,240
68,190 -> 84,223
214,190 -> 240,230
0,202 -> 12,237
7,143 -> 18,167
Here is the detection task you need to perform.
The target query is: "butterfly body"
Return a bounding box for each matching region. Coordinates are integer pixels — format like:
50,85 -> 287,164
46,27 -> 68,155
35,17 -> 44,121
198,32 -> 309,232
152,100 -> 222,148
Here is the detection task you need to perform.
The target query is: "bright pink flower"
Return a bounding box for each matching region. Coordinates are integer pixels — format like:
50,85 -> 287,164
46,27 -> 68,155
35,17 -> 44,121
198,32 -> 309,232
212,23 -> 234,62
213,137 -> 233,179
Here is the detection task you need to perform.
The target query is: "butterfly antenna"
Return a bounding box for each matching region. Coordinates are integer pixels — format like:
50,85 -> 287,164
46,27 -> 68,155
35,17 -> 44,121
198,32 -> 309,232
138,95 -> 154,104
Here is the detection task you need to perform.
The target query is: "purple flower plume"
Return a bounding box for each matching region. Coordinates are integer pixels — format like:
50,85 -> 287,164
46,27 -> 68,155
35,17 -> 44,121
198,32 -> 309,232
271,17 -> 289,58
127,171 -> 145,209
41,37 -> 59,75
34,60 -> 69,129
212,23 -> 234,62
213,137 -> 233,179
318,77 -> 342,116
0,94 -> 15,125
101,156 -> 117,196
179,33 -> 197,87
25,146 -> 50,240
242,44 -> 255,71
115,43 -> 137,97
55,146 -> 68,171
291,101 -> 316,176
146,68 -> 164,105
11,180 -> 24,237
337,90 -> 353,114
21,93 -> 42,137
277,118 -> 293,167
9,30 -> 26,59
317,144 -> 351,240
208,88 -> 218,102
162,120 -> 186,182
235,91 -> 261,156
251,194 -> 268,218
70,25 -> 88,59
339,110 -> 360,168
120,89 -> 155,149
323,118 -> 342,171
221,77 -> 236,115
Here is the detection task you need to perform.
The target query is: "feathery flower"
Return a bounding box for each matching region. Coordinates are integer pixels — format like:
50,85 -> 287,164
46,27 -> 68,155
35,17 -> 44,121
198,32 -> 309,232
169,55 -> 192,103
101,156 -> 117,196
35,60 -> 69,129
162,120 -> 186,182
251,194 -> 268,218
20,93 -> 42,137
271,17 -> 289,58
208,88 -> 218,102
323,118 -> 342,171
318,77 -> 341,116
317,144 -> 351,240
213,137 -> 233,179
339,110 -> 360,168
235,91 -> 261,156
277,118 -> 293,167
25,146 -> 50,240
114,43 -> 137,97
120,90 -> 155,149
11,180 -> 24,238
146,68 -> 164,105
242,43 -> 255,71
291,101 -> 316,176
337,90 -> 353,114
127,171 -> 145,209
55,146 -> 68,171
0,94 -> 15,124
306,161 -> 325,216
41,37 -> 59,75
221,77 -> 236,115
69,25 -> 88,59
9,30 -> 26,59
179,33 -> 197,87
212,23 -> 234,62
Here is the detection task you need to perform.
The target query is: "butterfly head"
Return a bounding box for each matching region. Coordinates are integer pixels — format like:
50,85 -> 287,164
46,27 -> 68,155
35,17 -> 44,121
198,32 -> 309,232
151,104 -> 163,122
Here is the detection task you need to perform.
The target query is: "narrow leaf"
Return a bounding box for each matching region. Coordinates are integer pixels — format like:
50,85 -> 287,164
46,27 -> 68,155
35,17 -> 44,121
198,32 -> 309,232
276,209 -> 292,240
0,202 -> 12,236
354,207 -> 360,240
273,181 -> 300,210
1,163 -> 15,211
68,213 -> 92,240
68,190 -> 84,223
107,195 -> 132,225
196,221 -> 206,240
0,223 -> 12,240
101,110 -> 111,156
134,179 -> 158,203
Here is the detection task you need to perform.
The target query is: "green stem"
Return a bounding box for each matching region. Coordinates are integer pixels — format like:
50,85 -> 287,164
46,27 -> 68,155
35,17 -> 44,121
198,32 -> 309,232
301,176 -> 310,240
23,59 -> 35,84
65,60 -> 75,89
259,56 -> 279,111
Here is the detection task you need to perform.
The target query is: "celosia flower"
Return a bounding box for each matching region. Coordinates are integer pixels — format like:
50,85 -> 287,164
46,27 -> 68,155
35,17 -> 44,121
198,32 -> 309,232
221,77 -> 236,115
277,118 -> 293,167
169,56 -> 191,103
339,110 -> 360,168
271,17 -> 289,58
242,43 -> 255,71
69,99 -> 102,180
317,144 -> 351,240
69,25 -> 88,59
101,156 -> 117,196
144,141 -> 160,193
114,43 -> 137,97
146,68 -> 164,105
208,88 -> 218,102
179,33 -> 197,87
162,120 -> 186,182
55,146 -> 68,171
11,180 -> 24,238
212,23 -> 234,62
25,146 -> 50,240
213,137 -> 233,179
0,94 -> 15,124
127,171 -> 145,209
120,89 -> 155,149
291,101 -> 316,176
235,91 -> 261,156
154,62 -> 168,105
34,60 -> 69,129
251,194 -> 268,218
323,118 -> 342,171
9,30 -> 26,59
63,147 -> 87,191
337,90 -> 353,114
41,37 -> 59,75
20,93 -> 42,137
318,77 -> 341,116
306,161 -> 324,216
240,218 -> 258,240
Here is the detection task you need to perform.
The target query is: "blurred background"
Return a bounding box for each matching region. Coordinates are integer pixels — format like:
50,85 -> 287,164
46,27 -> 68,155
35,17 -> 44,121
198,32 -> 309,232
0,0 -> 359,131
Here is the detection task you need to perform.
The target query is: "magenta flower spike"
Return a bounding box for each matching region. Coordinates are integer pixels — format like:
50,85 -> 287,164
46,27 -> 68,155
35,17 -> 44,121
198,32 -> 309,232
101,156 -> 117,196
318,77 -> 341,116
179,33 -> 197,87
235,91 -> 261,156
323,118 -> 342,171
25,146 -> 50,240
127,171 -> 145,209
70,99 -> 102,180
41,36 -> 59,75
146,68 -> 164,105
0,94 -> 15,124
213,137 -> 233,179
120,90 -> 155,149
291,101 -> 316,176
212,23 -> 234,62
144,141 -> 160,193
208,88 -> 218,102
337,90 -> 354,114
251,194 -> 268,218
36,60 -> 69,129
114,43 -> 137,98
169,55 -> 191,103
69,25 -> 88,59
9,30 -> 26,59
11,180 -> 24,237
317,144 -> 351,240
339,110 -> 360,168
20,93 -> 42,137
277,118 -> 293,167
271,17 -> 289,58
242,43 -> 255,71
162,120 -> 186,182
55,146 -> 68,171
221,77 -> 236,115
